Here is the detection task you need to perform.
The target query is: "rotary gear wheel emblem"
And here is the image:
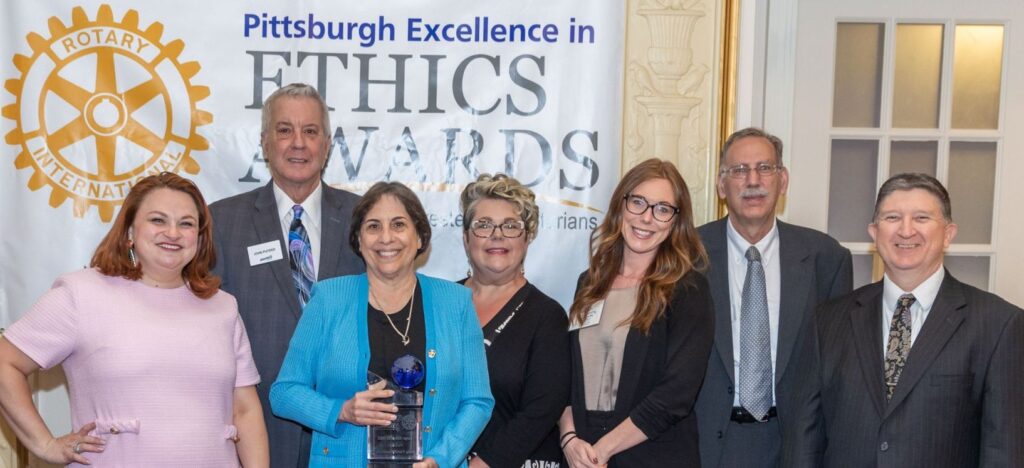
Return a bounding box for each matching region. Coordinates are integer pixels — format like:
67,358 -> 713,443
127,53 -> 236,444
3,4 -> 212,221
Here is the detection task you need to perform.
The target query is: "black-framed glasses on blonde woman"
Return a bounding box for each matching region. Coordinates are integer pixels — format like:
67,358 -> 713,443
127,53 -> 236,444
470,220 -> 526,238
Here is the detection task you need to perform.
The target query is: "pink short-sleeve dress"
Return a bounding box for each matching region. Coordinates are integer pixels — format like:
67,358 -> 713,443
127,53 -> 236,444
4,268 -> 260,467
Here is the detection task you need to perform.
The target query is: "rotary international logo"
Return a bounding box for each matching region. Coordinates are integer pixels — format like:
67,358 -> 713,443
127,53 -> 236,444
3,4 -> 211,221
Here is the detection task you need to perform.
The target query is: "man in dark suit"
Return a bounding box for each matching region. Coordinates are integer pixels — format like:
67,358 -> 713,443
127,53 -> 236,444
696,127 -> 852,468
210,83 -> 363,467
785,173 -> 1024,467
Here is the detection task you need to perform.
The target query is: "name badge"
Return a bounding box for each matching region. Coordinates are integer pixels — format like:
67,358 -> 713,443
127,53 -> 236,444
569,300 -> 604,331
247,240 -> 284,266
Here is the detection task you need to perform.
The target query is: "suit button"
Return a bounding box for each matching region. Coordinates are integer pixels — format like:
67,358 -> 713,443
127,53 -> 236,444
429,388 -> 437,396
727,386 -> 734,395
424,426 -> 432,432
880,441 -> 889,452
323,447 -> 329,455
716,430 -> 723,439
428,349 -> 437,358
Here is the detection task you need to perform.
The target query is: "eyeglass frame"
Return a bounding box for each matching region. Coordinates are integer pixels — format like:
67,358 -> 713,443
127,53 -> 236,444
719,162 -> 785,179
468,219 -> 527,238
622,194 -> 680,222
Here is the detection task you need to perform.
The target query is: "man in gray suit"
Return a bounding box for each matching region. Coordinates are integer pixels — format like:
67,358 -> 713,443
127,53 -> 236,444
785,173 -> 1024,467
695,127 -> 852,468
210,83 -> 363,467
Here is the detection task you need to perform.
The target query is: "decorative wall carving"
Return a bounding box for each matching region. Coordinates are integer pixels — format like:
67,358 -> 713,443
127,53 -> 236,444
623,0 -> 725,224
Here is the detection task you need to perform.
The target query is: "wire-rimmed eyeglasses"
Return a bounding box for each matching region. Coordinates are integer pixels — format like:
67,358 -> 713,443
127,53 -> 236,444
719,163 -> 784,179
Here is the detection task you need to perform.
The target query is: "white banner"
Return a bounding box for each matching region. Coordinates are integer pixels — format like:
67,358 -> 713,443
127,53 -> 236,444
1,0 -> 623,436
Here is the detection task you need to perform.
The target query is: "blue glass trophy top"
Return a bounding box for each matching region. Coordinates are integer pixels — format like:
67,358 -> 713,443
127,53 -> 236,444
391,354 -> 425,390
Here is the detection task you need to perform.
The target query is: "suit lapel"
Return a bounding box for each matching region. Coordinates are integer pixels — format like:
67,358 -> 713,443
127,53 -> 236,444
705,219 -> 736,384
318,184 -> 345,280
775,222 -> 813,385
252,183 -> 302,318
849,283 -> 886,418
883,273 -> 967,418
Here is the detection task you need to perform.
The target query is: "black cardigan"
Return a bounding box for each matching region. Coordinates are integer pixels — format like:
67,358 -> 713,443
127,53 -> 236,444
465,281 -> 571,467
569,269 -> 715,467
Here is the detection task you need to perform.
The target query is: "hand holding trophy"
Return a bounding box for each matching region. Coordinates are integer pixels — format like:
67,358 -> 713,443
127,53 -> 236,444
368,354 -> 426,467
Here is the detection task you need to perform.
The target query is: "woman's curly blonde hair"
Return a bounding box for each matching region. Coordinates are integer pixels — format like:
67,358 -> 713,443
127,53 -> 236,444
459,173 -> 539,242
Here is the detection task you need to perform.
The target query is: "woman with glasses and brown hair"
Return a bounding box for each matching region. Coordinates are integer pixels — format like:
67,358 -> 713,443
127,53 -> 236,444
0,172 -> 268,467
558,159 -> 714,467
458,174 -> 570,468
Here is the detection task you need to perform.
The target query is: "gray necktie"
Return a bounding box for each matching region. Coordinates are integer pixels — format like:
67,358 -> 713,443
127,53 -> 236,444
740,246 -> 772,421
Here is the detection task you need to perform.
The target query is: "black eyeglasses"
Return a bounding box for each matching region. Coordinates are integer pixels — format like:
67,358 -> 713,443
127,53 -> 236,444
719,163 -> 784,179
623,194 -> 679,222
469,220 -> 526,238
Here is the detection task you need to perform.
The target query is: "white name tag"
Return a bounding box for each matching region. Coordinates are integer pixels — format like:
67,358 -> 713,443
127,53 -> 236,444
569,300 -> 604,331
247,240 -> 284,266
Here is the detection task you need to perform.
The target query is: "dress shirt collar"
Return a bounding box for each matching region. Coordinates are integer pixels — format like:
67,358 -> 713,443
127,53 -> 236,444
726,217 -> 779,266
882,266 -> 944,312
273,182 -> 323,232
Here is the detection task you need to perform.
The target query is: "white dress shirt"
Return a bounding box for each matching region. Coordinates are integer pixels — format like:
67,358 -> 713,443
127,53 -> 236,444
880,267 -> 944,356
273,182 -> 323,279
727,219 -> 781,406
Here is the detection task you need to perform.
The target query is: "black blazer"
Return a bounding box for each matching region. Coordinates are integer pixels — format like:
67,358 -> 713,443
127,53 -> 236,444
694,218 -> 852,468
784,272 -> 1024,468
569,269 -> 715,467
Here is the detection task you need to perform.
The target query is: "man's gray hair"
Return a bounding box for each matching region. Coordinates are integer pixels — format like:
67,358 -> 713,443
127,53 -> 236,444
718,127 -> 784,172
873,173 -> 952,222
260,83 -> 331,138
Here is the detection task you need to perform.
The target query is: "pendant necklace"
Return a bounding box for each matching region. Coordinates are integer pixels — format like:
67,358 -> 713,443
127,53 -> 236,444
371,283 -> 415,346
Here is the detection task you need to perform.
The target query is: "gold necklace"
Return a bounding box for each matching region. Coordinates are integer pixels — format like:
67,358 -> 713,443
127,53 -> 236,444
370,283 -> 415,346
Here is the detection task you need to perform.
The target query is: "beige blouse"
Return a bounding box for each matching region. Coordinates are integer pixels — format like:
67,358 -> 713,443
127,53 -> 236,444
579,285 -> 638,411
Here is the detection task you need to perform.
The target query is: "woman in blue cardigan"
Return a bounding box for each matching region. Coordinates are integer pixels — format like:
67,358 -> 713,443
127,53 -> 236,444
270,182 -> 494,467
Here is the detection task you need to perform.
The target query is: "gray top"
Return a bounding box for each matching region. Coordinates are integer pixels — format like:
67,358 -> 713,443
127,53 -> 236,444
580,285 -> 639,411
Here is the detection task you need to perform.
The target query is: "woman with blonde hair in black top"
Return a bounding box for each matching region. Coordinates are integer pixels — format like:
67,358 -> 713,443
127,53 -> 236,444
460,173 -> 570,468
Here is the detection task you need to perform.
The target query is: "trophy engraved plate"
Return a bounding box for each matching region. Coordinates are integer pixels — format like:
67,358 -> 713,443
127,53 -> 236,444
368,355 -> 425,467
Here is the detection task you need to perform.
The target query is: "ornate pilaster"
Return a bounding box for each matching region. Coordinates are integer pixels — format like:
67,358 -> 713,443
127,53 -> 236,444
622,0 -> 732,225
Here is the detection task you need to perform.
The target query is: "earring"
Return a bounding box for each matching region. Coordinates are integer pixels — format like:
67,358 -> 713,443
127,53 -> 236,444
466,268 -> 473,278
127,240 -> 138,268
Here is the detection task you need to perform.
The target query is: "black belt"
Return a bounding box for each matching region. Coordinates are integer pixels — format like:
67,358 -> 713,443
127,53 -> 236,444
730,406 -> 777,424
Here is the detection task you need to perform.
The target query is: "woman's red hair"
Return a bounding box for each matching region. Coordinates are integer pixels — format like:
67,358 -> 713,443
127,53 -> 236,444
90,172 -> 220,299
569,159 -> 707,334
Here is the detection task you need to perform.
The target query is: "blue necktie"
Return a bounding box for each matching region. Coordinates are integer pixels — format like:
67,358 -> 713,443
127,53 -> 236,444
288,205 -> 315,306
739,246 -> 773,421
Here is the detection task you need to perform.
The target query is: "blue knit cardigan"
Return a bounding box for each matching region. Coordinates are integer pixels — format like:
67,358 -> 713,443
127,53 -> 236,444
270,273 -> 494,467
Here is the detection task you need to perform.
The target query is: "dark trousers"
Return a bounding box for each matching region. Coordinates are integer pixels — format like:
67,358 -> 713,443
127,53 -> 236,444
718,418 -> 780,468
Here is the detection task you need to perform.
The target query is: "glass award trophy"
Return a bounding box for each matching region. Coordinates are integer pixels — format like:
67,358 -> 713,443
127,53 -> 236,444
367,354 -> 425,467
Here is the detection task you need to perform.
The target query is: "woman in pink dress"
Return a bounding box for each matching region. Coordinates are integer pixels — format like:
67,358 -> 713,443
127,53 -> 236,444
0,172 -> 269,467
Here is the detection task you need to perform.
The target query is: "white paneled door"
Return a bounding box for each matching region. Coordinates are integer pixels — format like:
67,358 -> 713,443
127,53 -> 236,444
785,0 -> 1024,306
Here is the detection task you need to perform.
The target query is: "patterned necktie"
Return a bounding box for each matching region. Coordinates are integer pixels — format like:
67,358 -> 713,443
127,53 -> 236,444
884,294 -> 916,400
739,246 -> 773,421
288,205 -> 315,307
